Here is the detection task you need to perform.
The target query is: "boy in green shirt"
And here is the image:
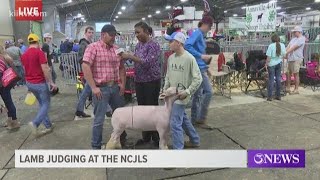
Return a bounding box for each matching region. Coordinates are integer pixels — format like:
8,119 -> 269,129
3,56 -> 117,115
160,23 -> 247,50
164,32 -> 202,149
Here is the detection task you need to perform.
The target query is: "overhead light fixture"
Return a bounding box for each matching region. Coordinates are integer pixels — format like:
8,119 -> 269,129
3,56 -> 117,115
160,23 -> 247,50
84,20 -> 87,22
165,5 -> 172,9
148,14 -> 152,18
121,6 -> 126,10
224,10 -> 227,13
81,17 -> 84,20
142,17 -> 146,20
306,7 -> 311,10
68,0 -> 72,3
181,0 -> 188,2
77,13 -> 82,17
241,6 -> 246,9
156,10 -> 160,14
233,14 -> 238,17
118,11 -> 122,15
269,0 -> 277,3
276,7 -> 281,10
316,0 -> 320,2
115,16 -> 119,18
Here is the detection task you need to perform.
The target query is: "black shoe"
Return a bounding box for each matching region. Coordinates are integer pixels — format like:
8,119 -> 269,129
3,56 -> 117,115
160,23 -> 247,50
267,98 -> 272,101
135,139 -> 150,146
275,97 -> 281,101
106,111 -> 112,117
153,141 -> 159,148
75,111 -> 91,118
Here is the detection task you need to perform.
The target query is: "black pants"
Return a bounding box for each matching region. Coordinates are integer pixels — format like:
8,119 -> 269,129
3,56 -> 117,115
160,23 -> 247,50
135,79 -> 161,143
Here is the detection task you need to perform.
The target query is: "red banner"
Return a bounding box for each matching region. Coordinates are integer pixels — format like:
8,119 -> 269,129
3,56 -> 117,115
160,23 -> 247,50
15,0 -> 44,21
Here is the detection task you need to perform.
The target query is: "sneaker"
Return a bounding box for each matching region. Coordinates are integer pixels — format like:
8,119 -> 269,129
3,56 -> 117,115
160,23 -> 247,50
184,141 -> 200,148
29,122 -> 39,135
40,124 -> 54,135
106,111 -> 112,118
195,121 -> 214,130
75,111 -> 91,118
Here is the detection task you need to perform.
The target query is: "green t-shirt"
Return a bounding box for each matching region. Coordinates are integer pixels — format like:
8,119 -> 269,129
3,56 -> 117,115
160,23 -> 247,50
266,42 -> 286,67
163,50 -> 202,105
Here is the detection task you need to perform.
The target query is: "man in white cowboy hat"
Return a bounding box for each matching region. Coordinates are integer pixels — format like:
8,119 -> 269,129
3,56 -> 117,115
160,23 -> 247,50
286,26 -> 306,94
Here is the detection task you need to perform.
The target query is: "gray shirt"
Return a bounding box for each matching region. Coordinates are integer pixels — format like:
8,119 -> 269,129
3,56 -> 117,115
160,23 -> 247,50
288,36 -> 305,61
6,46 -> 22,66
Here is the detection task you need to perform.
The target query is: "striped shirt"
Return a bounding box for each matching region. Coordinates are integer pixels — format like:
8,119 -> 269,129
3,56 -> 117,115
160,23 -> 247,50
82,40 -> 123,85
0,57 -> 6,74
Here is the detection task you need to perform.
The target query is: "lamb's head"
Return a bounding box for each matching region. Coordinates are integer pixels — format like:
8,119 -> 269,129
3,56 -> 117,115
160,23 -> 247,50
159,87 -> 180,109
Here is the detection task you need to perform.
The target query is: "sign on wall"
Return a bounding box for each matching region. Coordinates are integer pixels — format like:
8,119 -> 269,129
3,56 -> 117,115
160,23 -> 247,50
245,2 -> 277,32
229,17 -> 246,29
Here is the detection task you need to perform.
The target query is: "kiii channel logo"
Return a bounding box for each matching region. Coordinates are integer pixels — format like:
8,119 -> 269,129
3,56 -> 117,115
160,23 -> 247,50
248,150 -> 305,168
11,0 -> 46,21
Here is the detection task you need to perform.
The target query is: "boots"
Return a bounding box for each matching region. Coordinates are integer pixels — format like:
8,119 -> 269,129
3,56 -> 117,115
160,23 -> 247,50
6,117 -> 21,130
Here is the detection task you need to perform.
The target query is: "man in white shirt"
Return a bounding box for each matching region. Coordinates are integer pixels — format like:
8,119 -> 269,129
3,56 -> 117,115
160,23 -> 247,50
286,26 -> 305,94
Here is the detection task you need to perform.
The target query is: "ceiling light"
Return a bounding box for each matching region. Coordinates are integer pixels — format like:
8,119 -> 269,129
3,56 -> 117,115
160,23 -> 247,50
224,10 -> 227,13
233,14 -> 238,17
306,7 -> 311,10
156,10 -> 160,14
181,0 -> 188,2
165,5 -> 172,9
84,20 -> 86,23
148,14 -> 152,18
68,0 -> 72,3
113,19 -> 116,21
77,13 -> 82,17
241,6 -> 246,9
142,17 -> 146,20
316,0 -> 320,2
118,11 -> 122,15
121,6 -> 126,10
276,7 -> 281,10
81,17 -> 84,20
269,0 -> 277,3
115,16 -> 118,18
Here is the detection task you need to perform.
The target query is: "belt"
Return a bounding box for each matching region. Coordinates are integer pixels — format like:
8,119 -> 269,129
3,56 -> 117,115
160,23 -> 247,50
96,81 -> 115,87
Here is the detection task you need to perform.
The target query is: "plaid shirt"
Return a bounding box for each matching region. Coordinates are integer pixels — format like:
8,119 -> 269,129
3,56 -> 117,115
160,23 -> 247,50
82,40 -> 123,85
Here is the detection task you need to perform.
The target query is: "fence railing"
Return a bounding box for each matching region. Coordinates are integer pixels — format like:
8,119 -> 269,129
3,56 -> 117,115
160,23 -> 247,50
60,53 -> 81,84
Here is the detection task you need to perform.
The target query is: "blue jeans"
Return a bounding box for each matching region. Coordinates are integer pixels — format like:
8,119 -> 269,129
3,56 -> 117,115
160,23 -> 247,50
92,84 -> 123,149
267,63 -> 282,98
26,82 -> 52,128
0,87 -> 17,120
76,83 -> 112,113
170,103 -> 200,149
191,71 -> 212,123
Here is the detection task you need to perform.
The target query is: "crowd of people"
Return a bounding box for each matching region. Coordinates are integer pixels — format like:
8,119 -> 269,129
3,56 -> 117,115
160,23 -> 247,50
0,15 -> 306,150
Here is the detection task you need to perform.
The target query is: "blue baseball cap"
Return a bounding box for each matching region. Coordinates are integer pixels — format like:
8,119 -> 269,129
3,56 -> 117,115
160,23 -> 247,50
165,32 -> 186,44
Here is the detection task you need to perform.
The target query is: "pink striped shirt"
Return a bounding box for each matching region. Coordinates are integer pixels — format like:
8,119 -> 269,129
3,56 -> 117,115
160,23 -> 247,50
82,40 -> 123,85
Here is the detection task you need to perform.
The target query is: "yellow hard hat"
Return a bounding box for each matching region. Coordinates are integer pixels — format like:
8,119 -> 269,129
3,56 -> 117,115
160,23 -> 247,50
27,33 -> 39,43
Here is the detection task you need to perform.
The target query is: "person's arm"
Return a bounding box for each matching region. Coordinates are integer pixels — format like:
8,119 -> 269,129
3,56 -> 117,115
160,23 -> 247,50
41,63 -> 53,84
78,41 -> 88,64
184,30 -> 202,59
265,45 -> 272,66
286,38 -> 305,54
118,60 -> 126,95
186,57 -> 203,95
163,57 -> 171,91
82,62 -> 96,89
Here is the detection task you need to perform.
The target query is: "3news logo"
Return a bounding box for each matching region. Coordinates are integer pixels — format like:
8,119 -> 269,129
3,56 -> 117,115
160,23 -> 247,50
11,0 -> 46,21
248,150 -> 305,168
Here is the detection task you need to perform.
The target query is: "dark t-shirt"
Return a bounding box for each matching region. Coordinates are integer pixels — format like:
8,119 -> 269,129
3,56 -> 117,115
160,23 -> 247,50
42,43 -> 53,67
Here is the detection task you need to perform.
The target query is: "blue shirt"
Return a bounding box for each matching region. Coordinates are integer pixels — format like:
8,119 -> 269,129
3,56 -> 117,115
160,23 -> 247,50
20,45 -> 27,54
72,44 -> 80,52
266,42 -> 286,67
185,29 -> 207,71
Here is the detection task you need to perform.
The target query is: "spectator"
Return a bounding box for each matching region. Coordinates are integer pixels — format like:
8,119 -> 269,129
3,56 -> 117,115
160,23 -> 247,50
21,34 -> 57,136
5,40 -> 25,85
286,26 -> 306,94
265,34 -> 286,101
17,39 -> 28,54
0,45 -> 20,130
120,22 -> 161,147
82,24 -> 126,149
163,32 -> 202,149
72,39 -> 80,52
185,15 -> 214,130
42,33 -> 57,83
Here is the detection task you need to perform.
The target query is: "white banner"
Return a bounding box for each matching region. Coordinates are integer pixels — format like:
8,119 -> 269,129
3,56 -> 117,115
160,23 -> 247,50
15,150 -> 247,168
245,2 -> 277,32
229,17 -> 246,29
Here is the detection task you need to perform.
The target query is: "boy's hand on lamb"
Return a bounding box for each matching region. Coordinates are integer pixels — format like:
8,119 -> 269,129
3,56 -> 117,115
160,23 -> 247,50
178,91 -> 188,100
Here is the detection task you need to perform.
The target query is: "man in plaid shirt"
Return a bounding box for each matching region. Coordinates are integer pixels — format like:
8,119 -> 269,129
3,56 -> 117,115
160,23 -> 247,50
82,24 -> 126,149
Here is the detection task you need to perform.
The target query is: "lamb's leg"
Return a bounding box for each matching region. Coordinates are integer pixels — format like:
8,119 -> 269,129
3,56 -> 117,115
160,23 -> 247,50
157,127 -> 169,150
106,128 -> 124,149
